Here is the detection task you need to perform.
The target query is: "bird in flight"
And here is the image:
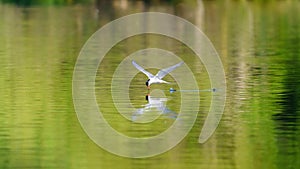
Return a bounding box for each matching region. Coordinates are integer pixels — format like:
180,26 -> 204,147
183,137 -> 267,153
132,60 -> 184,89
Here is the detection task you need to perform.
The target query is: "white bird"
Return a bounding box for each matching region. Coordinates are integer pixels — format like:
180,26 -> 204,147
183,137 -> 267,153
132,60 -> 184,89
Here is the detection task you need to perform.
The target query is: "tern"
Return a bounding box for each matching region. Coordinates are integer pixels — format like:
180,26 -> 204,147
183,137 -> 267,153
132,60 -> 184,89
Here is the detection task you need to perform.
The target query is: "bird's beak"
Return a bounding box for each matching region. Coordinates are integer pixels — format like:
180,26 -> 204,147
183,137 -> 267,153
147,86 -> 150,90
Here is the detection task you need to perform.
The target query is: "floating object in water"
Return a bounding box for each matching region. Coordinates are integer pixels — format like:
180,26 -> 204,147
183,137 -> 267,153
169,88 -> 176,92
169,88 -> 217,93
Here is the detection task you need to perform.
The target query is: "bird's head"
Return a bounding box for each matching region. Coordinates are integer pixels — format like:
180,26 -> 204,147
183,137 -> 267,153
145,79 -> 150,87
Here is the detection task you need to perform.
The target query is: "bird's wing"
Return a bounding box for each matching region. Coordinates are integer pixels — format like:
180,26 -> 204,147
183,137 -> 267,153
132,60 -> 154,78
155,62 -> 184,79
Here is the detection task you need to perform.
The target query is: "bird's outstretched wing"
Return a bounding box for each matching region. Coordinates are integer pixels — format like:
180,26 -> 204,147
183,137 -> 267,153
156,62 -> 184,79
132,60 -> 154,78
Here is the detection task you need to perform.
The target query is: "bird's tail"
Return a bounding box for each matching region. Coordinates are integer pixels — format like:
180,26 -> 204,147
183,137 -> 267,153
160,80 -> 170,84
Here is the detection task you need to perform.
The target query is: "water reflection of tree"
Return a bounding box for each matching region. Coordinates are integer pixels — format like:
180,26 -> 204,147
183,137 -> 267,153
272,40 -> 300,168
1,0 -> 192,6
1,0 -> 93,6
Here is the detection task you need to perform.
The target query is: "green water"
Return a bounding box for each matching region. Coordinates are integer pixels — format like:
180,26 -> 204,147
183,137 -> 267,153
0,1 -> 300,168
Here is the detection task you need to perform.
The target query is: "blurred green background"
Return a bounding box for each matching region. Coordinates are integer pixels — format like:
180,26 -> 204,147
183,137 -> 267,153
0,0 -> 299,169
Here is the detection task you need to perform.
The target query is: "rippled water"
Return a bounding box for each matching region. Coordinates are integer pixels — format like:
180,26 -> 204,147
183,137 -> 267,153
0,1 -> 300,168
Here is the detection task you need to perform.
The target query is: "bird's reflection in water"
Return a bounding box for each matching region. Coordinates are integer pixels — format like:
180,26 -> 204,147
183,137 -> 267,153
132,94 -> 177,122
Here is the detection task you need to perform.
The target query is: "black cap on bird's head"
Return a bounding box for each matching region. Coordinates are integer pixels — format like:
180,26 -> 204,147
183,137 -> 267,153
145,79 -> 150,87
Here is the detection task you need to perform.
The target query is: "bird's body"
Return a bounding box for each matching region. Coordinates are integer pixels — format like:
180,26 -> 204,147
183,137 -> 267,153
147,77 -> 169,85
132,60 -> 183,89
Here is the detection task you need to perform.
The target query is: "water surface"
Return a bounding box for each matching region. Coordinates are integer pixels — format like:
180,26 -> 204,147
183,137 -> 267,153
0,1 -> 300,168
